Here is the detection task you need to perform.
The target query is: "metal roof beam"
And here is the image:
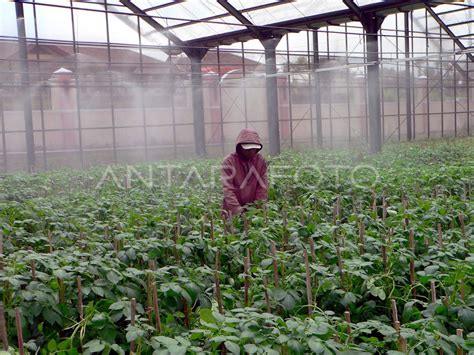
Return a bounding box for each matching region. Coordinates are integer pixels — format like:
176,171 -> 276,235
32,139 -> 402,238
425,5 -> 474,62
119,0 -> 187,51
216,0 -> 263,38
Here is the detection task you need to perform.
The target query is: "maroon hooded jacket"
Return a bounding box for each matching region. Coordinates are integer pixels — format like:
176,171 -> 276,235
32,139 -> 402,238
222,129 -> 268,216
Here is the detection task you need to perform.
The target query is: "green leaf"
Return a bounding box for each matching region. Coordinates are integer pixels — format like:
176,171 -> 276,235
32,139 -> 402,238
109,301 -> 125,310
308,339 -> 324,354
107,271 -> 121,285
200,308 -> 217,324
47,339 -> 57,352
153,336 -> 178,347
341,292 -> 357,307
84,339 -> 105,353
244,344 -> 258,354
224,341 -> 240,355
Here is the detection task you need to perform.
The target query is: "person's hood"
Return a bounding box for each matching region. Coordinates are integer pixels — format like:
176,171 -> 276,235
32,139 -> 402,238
235,128 -> 263,153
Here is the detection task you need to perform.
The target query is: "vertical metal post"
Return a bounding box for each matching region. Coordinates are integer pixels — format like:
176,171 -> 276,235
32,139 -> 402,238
32,1 -> 47,170
0,99 -> 6,172
70,0 -> 84,169
425,9 -> 431,139
217,46 -> 225,154
366,15 -> 384,154
168,39 -> 177,159
380,27 -> 385,144
363,27 -> 369,145
467,56 -> 471,136
396,13 -> 401,142
440,27 -> 444,138
285,35 -> 294,149
15,2 -> 35,172
104,3 -> 117,163
411,11 -> 416,140
313,30 -> 323,148
345,24 -> 351,145
241,43 -> 249,129
188,48 -> 208,157
261,37 -> 282,156
453,40 -> 457,137
405,11 -> 412,141
306,31 -> 314,148
137,17 -> 149,161
327,29 -> 333,148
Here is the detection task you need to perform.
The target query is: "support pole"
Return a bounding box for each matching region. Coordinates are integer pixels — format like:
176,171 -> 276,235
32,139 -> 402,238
313,30 -> 323,148
405,11 -> 413,141
261,37 -> 282,156
15,2 -> 35,172
187,48 -> 208,157
366,14 -> 385,154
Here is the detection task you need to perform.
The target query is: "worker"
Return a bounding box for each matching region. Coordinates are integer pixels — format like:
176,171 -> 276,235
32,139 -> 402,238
221,128 -> 268,217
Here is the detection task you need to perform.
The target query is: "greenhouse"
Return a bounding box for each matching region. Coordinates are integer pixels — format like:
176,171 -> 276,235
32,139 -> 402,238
0,0 -> 473,354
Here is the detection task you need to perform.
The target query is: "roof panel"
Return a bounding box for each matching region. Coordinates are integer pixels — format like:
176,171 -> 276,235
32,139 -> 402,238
228,0 -> 282,11
242,0 -> 348,26
169,16 -> 243,41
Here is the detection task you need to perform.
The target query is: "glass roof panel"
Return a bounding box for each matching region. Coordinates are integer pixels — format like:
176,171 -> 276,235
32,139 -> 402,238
228,0 -> 282,11
242,0 -> 348,26
169,16 -> 243,41
0,2 -> 18,38
439,10 -> 474,26
353,0 -> 388,6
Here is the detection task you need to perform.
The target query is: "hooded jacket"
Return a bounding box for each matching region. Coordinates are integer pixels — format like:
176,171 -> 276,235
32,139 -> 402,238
222,129 -> 268,216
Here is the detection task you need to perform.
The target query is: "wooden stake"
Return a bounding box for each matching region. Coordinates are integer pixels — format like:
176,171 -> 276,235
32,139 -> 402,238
0,303 -> 8,350
58,278 -> 65,305
437,223 -> 443,249
0,231 -> 3,271
130,298 -> 136,354
77,276 -> 83,320
459,279 -> 465,302
303,249 -> 313,316
372,189 -> 377,214
28,247 -> 36,281
270,241 -> 280,288
381,235 -> 388,273
214,251 -> 224,314
358,221 -> 365,255
47,230 -> 53,253
344,311 -> 352,342
456,329 -> 463,355
409,229 -> 415,252
391,299 -> 399,328
209,214 -> 214,241
182,297 -> 190,328
263,276 -> 271,313
395,321 -> 407,353
244,256 -> 250,307
336,246 -> 345,288
382,196 -> 387,222
15,308 -> 24,355
282,210 -> 288,250
152,282 -> 161,333
431,280 -> 437,304
458,213 -> 465,237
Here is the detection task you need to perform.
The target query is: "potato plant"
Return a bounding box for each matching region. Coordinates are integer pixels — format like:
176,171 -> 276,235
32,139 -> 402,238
0,138 -> 473,354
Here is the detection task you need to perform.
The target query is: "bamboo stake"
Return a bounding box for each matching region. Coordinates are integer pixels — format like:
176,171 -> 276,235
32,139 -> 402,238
358,221 -> 365,255
381,235 -> 388,273
28,247 -> 37,281
336,246 -> 345,288
437,223 -> 443,249
0,231 -> 3,271
47,230 -> 53,253
456,329 -> 463,355
391,299 -> 399,328
382,196 -> 387,222
0,303 -> 8,350
182,297 -> 190,328
282,210 -> 288,250
152,282 -> 161,333
209,214 -> 214,241
244,256 -> 250,307
409,229 -> 416,298
458,213 -> 465,237
459,279 -> 465,302
372,189 -> 377,214
309,238 -> 318,289
303,249 -> 313,316
77,276 -> 83,320
395,321 -> 407,353
58,278 -> 65,305
15,308 -> 24,355
344,311 -> 352,342
214,250 -> 224,314
263,276 -> 271,313
130,298 -> 136,354
431,280 -> 437,304
270,241 -> 280,288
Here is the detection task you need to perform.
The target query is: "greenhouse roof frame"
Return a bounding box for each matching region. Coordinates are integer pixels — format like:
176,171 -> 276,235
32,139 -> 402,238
118,0 -> 430,50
